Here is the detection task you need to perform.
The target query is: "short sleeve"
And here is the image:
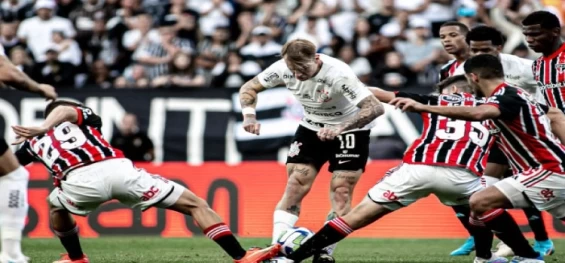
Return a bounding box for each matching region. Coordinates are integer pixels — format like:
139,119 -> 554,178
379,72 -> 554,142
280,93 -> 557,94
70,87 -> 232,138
484,94 -> 523,120
395,91 -> 439,104
334,76 -> 372,105
75,106 -> 102,129
257,60 -> 286,88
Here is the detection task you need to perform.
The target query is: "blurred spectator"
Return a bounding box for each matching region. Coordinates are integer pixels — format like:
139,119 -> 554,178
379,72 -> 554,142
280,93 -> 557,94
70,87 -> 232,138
84,60 -> 114,89
511,43 -> 530,59
394,18 -> 441,76
197,25 -> 233,60
30,48 -> 76,87
57,0 -> 82,19
17,0 -> 76,63
152,53 -> 205,88
9,46 -> 33,73
51,31 -> 82,66
132,19 -> 193,79
199,0 -> 233,37
80,14 -> 118,67
367,0 -> 395,34
365,22 -> 399,68
240,26 -> 281,69
111,113 -> 155,162
0,0 -> 34,22
174,9 -> 199,45
69,0 -> 111,41
372,51 -> 416,90
351,18 -> 372,57
0,21 -> 27,56
114,64 -> 149,88
211,51 -> 260,88
338,45 -> 371,84
324,0 -> 372,42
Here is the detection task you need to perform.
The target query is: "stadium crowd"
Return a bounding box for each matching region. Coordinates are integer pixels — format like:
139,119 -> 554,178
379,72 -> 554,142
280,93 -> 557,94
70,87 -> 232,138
0,0 -> 562,90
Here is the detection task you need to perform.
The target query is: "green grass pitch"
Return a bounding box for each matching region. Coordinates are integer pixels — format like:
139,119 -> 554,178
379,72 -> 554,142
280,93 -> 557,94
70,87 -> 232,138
23,237 -> 564,262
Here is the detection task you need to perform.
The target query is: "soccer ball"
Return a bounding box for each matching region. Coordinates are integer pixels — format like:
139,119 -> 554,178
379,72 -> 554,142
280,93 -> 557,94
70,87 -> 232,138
276,227 -> 314,255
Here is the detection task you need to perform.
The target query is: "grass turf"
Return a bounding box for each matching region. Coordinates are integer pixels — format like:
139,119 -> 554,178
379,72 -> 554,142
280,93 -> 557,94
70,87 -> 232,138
23,237 -> 564,262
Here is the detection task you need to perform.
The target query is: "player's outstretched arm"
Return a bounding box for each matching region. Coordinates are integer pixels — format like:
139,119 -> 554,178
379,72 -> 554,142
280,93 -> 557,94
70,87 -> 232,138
11,105 -> 78,144
0,55 -> 57,100
390,97 -> 501,121
239,76 -> 266,135
546,107 -> 565,143
368,87 -> 396,103
340,96 -> 384,132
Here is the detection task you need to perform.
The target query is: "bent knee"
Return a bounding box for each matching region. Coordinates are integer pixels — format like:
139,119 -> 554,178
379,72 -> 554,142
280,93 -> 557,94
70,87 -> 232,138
469,192 -> 492,215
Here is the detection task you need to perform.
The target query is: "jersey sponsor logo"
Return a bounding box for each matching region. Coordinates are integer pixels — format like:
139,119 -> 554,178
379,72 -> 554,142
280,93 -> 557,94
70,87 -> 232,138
288,141 -> 302,157
303,105 -> 337,110
537,81 -> 565,89
8,190 -> 20,208
341,84 -> 357,100
505,74 -> 520,80
283,74 -> 294,79
263,72 -> 279,83
140,186 -> 160,201
304,110 -> 343,117
439,94 -> 463,104
556,63 -> 565,73
335,153 -> 360,158
338,160 -> 351,164
304,118 -> 325,128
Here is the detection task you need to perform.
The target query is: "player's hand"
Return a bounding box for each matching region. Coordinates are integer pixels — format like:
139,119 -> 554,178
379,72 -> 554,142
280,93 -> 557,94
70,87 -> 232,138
317,125 -> 343,141
242,116 -> 261,135
38,84 -> 57,101
11,125 -> 49,144
389,98 -> 424,112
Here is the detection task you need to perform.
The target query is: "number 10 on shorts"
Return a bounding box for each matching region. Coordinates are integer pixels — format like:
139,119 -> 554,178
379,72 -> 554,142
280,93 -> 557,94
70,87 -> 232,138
338,134 -> 355,149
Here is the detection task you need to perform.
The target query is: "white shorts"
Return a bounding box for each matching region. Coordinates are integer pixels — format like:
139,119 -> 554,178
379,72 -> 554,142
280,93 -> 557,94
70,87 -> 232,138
494,168 -> 565,218
368,163 -> 484,210
48,158 -> 185,216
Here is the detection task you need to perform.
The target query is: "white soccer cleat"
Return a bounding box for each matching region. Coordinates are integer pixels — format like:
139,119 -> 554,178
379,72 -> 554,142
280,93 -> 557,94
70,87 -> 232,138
509,256 -> 544,263
474,255 -> 509,263
494,241 -> 515,257
0,253 -> 29,263
264,256 -> 294,263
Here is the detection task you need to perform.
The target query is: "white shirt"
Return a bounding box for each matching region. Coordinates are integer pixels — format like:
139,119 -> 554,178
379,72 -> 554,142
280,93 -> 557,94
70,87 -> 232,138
453,53 -> 545,104
257,54 -> 375,131
17,16 -> 76,62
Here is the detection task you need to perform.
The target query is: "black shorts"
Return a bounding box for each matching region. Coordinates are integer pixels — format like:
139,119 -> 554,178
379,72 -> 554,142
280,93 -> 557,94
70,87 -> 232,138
286,125 -> 370,172
0,138 -> 8,156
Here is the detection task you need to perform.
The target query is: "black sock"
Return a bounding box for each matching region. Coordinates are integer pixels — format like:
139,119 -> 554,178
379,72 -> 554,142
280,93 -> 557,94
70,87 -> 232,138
452,205 -> 474,235
203,223 -> 246,260
522,207 -> 549,241
54,225 -> 84,260
468,217 -> 493,259
480,209 -> 539,258
288,218 -> 352,262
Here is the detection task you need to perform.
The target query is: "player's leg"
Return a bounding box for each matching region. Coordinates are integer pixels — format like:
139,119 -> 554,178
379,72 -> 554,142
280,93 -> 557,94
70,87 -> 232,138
469,178 -> 542,261
272,126 -> 326,244
0,145 -> 29,263
524,207 -> 555,256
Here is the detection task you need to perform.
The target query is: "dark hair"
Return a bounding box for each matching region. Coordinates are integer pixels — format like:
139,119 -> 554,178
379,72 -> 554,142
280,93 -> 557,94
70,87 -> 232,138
440,21 -> 469,34
465,26 -> 504,45
522,11 -> 561,29
436,75 -> 470,93
44,100 -> 83,118
463,54 -> 504,79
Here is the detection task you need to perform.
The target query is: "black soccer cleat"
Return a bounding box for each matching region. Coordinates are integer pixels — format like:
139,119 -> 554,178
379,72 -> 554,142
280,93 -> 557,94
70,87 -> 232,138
313,252 -> 335,263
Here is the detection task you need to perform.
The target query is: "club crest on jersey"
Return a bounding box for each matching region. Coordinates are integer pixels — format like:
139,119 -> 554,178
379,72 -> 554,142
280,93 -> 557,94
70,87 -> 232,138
263,72 -> 279,83
317,89 -> 332,102
288,141 -> 302,157
439,94 -> 463,104
556,63 -> 565,73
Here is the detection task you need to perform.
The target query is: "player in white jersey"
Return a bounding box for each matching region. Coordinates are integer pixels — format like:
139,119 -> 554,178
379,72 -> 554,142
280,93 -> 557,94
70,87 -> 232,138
238,39 -> 384,263
0,44 -> 57,263
452,26 -> 555,257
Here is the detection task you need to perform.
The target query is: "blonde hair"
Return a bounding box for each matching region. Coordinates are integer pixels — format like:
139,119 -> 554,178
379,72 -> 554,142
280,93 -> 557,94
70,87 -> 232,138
281,39 -> 316,67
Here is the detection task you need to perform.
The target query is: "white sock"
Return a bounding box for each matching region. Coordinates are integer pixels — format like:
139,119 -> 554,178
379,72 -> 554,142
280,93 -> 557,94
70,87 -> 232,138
0,166 -> 29,260
272,210 -> 298,244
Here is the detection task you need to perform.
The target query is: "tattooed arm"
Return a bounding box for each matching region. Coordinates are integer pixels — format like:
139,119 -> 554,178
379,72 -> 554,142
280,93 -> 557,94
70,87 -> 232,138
239,76 -> 267,135
0,55 -> 57,100
339,95 -> 384,132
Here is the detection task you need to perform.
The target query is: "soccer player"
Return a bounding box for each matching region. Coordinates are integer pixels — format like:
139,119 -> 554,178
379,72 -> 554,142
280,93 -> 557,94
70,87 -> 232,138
438,22 -> 470,82
268,75 -> 519,263
392,54 -> 565,263
238,39 -> 384,263
0,52 -> 57,263
11,100 -> 280,263
522,11 -> 565,111
452,25 -> 555,257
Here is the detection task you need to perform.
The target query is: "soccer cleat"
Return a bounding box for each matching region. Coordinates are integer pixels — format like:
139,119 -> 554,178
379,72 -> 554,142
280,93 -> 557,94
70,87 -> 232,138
509,255 -> 544,263
52,253 -> 89,263
0,254 -> 29,263
474,255 -> 509,263
313,252 -> 335,263
450,236 -> 475,256
533,240 -> 555,256
494,241 -> 515,257
264,256 -> 294,263
235,244 -> 281,263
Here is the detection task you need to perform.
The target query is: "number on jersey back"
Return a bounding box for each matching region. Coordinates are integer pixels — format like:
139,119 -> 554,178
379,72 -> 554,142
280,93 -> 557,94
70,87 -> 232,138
16,106 -> 124,176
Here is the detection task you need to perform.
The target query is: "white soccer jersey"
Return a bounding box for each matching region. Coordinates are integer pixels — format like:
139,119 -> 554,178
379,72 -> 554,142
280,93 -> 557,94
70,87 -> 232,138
257,54 -> 375,131
453,53 -> 546,104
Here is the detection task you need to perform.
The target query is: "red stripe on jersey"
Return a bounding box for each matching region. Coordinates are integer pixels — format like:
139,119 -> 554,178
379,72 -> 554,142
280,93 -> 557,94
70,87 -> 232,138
49,130 -> 81,166
423,99 -> 450,163
537,43 -> 565,110
88,126 -> 124,158
448,61 -> 460,76
447,94 -> 473,165
404,113 -> 431,162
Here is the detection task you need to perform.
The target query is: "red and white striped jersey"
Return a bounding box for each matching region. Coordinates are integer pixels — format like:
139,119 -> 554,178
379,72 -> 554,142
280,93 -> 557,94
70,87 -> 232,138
532,42 -> 565,111
438,59 -> 462,81
16,106 -> 124,178
484,83 -> 565,174
397,92 -> 495,176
